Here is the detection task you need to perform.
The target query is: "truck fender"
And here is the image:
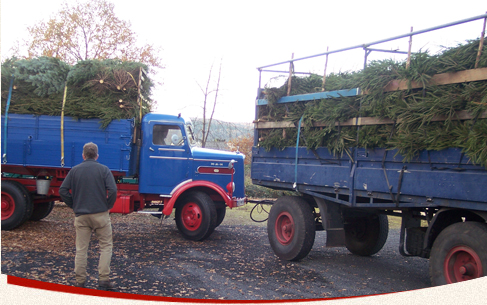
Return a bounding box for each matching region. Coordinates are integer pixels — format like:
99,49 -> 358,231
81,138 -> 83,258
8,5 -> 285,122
424,208 -> 487,255
162,180 -> 231,216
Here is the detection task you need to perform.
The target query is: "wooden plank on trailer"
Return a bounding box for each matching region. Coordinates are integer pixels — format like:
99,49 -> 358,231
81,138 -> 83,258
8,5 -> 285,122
383,67 -> 487,92
254,121 -> 295,129
254,111 -> 487,129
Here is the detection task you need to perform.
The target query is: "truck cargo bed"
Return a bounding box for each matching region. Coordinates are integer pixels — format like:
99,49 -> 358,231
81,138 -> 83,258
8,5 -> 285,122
1,114 -> 135,175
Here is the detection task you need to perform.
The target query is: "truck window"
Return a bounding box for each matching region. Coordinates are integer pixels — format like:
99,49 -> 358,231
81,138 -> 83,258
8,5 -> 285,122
153,125 -> 184,146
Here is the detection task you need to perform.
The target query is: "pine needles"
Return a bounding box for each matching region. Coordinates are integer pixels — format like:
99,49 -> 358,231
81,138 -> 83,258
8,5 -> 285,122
1,57 -> 154,128
257,37 -> 487,167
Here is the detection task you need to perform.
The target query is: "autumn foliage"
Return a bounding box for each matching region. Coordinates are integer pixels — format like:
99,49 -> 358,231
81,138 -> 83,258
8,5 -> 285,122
24,0 -> 162,70
227,135 -> 253,165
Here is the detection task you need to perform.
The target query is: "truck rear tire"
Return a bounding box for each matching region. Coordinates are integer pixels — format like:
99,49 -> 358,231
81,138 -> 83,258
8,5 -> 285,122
215,206 -> 226,227
175,191 -> 217,241
267,196 -> 316,261
429,221 -> 487,286
344,213 -> 389,256
29,201 -> 55,221
2,181 -> 34,230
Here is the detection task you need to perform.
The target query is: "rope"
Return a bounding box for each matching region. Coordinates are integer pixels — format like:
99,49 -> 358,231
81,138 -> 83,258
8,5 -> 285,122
60,82 -> 68,167
293,115 -> 304,189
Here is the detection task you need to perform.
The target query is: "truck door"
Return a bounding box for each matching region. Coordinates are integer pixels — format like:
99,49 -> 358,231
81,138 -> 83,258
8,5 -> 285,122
140,122 -> 191,195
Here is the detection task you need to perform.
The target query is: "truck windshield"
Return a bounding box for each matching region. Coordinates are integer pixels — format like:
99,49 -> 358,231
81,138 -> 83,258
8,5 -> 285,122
185,121 -> 197,147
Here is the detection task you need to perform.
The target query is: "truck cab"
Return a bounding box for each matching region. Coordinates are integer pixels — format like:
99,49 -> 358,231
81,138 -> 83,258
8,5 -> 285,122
138,113 -> 245,199
127,113 -> 246,240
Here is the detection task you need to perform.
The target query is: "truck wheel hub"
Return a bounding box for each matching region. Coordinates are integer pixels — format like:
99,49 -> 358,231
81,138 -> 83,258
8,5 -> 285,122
445,246 -> 482,283
459,264 -> 475,276
181,203 -> 202,231
1,192 -> 15,219
275,212 -> 294,245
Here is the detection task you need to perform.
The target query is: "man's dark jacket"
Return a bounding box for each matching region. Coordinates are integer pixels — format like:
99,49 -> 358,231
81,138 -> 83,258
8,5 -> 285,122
60,158 -> 117,216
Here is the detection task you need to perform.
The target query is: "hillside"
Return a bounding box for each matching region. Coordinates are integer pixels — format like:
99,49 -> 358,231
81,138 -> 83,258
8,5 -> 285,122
190,117 -> 253,150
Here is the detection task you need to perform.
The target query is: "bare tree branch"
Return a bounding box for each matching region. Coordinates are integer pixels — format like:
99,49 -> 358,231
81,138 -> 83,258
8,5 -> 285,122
204,59 -> 222,145
200,63 -> 213,147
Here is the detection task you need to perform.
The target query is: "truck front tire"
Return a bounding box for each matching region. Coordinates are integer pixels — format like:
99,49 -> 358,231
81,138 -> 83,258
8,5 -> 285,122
215,206 -> 226,227
1,181 -> 33,230
175,191 -> 217,241
429,221 -> 487,286
267,196 -> 316,261
344,213 -> 389,256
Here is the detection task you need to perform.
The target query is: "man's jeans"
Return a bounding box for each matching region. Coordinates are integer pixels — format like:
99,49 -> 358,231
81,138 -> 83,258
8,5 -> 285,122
74,211 -> 113,284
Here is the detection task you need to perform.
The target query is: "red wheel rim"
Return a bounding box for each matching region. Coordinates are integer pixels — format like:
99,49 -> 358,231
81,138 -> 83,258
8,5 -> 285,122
181,202 -> 202,231
275,211 -> 294,245
444,245 -> 483,283
1,192 -> 15,220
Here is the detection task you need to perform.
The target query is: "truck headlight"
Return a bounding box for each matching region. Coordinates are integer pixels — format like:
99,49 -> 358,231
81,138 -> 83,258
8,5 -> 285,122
226,182 -> 235,193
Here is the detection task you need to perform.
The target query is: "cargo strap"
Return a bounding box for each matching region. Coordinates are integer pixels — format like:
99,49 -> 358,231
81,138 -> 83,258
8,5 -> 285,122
293,115 -> 304,189
60,82 -> 68,167
380,122 -> 404,206
2,75 -> 15,164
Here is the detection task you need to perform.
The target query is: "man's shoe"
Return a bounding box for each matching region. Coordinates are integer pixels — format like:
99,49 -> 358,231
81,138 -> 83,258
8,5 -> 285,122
98,280 -> 117,290
74,282 -> 85,288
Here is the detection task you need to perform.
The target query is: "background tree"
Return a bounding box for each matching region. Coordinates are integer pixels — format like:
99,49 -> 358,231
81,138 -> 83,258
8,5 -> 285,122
25,0 -> 162,70
197,59 -> 222,148
227,135 -> 253,165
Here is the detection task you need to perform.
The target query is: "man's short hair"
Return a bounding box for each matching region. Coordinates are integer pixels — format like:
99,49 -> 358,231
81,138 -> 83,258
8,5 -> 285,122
83,142 -> 98,159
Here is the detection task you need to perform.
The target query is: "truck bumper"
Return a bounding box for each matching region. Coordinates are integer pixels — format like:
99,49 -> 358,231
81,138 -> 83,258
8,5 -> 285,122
230,197 -> 247,208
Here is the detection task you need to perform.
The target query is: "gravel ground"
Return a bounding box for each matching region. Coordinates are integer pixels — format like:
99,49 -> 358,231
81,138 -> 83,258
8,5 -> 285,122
1,203 -> 431,301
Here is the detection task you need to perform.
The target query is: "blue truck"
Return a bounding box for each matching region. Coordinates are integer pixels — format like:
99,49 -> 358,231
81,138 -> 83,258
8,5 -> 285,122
1,112 -> 246,241
251,14 -> 487,286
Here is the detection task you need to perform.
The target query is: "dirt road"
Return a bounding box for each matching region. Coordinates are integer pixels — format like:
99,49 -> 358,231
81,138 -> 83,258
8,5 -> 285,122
1,204 -> 430,300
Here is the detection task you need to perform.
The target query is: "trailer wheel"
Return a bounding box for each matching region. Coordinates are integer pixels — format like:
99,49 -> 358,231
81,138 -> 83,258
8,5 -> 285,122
2,181 -> 33,230
29,201 -> 55,221
430,221 -> 487,286
267,196 -> 315,261
344,214 -> 389,256
175,191 -> 217,241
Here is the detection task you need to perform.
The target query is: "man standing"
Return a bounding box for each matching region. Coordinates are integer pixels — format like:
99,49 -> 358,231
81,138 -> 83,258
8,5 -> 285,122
60,142 -> 118,290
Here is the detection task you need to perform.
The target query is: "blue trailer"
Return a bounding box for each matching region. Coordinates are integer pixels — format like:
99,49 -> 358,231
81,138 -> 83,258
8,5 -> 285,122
1,113 -> 246,241
251,14 -> 487,286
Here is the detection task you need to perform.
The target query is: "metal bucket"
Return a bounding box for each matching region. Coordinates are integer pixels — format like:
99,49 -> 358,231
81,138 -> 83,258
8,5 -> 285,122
36,179 -> 51,195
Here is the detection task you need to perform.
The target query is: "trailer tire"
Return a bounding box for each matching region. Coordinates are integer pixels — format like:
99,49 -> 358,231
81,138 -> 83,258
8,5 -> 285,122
344,214 -> 389,256
29,201 -> 55,221
429,221 -> 487,286
175,191 -> 217,241
2,181 -> 33,230
267,196 -> 315,261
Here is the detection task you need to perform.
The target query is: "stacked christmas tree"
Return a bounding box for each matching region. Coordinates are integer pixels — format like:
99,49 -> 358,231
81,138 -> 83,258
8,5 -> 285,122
257,38 -> 487,167
1,57 -> 154,128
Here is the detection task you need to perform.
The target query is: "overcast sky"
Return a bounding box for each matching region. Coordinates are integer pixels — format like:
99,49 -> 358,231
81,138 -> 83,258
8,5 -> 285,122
1,0 -> 486,123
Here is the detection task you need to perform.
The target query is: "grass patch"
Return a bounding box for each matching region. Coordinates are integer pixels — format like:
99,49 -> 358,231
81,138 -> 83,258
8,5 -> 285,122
222,203 -> 270,227
224,201 -> 404,231
388,216 -> 402,230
